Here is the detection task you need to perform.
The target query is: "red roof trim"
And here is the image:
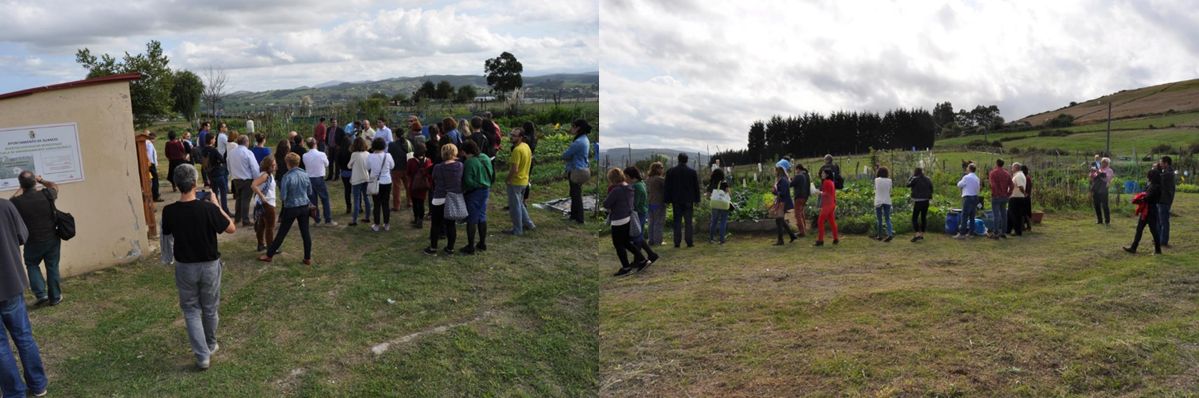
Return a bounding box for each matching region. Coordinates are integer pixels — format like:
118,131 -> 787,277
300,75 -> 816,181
0,72 -> 142,101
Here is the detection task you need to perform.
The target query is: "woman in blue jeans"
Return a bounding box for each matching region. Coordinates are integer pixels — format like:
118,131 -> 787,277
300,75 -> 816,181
873,166 -> 894,242
347,137 -> 372,226
624,167 -> 658,262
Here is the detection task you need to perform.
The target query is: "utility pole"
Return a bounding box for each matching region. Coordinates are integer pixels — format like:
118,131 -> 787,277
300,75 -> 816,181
1105,101 -> 1112,156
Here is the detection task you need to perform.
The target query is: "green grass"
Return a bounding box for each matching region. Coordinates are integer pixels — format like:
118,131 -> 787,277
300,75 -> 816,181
28,165 -> 598,396
936,111 -> 1199,153
601,194 -> 1199,396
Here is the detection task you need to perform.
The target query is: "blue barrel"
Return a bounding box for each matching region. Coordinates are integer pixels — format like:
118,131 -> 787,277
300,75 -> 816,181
973,219 -> 987,235
945,210 -> 961,234
1124,180 -> 1138,194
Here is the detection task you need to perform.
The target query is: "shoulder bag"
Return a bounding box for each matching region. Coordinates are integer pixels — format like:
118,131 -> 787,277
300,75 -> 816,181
44,190 -> 76,241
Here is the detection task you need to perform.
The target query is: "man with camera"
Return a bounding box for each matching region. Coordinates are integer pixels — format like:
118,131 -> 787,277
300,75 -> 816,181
11,172 -> 64,306
160,164 -> 236,370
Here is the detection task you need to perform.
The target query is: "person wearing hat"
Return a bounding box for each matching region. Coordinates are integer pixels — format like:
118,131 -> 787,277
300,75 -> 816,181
563,119 -> 592,224
504,128 -> 536,235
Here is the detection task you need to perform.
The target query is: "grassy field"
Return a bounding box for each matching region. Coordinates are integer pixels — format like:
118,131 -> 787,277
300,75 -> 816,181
936,112 -> 1199,153
27,166 -> 598,395
601,194 -> 1199,396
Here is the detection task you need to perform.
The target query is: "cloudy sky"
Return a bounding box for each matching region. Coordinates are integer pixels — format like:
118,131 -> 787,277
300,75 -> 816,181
0,0 -> 597,94
600,0 -> 1199,152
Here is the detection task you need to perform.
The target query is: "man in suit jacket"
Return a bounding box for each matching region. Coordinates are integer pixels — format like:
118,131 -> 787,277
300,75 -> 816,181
664,153 -> 701,248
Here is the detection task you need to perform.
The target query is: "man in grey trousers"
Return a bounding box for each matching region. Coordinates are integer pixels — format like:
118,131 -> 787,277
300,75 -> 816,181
160,164 -> 235,370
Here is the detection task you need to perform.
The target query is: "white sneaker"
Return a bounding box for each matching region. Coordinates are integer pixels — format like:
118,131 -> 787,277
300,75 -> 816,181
210,343 -> 219,355
197,358 -> 210,370
371,224 -> 380,232
326,221 -> 338,226
383,224 -> 390,231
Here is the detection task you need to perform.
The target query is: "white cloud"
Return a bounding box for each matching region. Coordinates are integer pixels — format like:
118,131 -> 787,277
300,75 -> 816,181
0,0 -> 597,93
601,0 -> 1199,151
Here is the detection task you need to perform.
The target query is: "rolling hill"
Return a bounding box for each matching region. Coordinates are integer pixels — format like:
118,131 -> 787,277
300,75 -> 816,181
223,72 -> 599,108
1018,78 -> 1199,126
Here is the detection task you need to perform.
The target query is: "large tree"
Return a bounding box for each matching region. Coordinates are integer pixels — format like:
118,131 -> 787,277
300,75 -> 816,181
435,80 -> 455,100
455,85 -> 478,103
933,101 -> 954,136
746,121 -> 766,163
484,52 -> 523,100
76,40 -> 176,127
171,69 -> 204,122
415,81 -> 436,101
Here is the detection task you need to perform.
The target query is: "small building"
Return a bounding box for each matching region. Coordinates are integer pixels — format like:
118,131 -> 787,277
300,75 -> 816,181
0,73 -> 151,277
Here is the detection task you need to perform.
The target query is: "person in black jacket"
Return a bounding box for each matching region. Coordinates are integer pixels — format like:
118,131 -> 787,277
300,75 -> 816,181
1124,165 -> 1163,255
1157,156 -> 1175,248
907,167 -> 934,242
663,153 -> 701,248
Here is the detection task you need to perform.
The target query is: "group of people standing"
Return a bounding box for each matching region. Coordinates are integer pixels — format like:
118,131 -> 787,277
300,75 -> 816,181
1123,156 -> 1177,255
605,149 -> 1183,276
152,114 -> 592,370
952,159 -> 1033,240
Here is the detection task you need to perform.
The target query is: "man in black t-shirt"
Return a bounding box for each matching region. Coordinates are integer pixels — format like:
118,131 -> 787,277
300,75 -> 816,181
160,163 -> 235,371
11,172 -> 63,306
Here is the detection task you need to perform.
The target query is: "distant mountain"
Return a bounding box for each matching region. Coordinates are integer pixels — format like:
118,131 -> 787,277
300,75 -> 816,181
223,72 -> 599,108
313,80 -> 345,88
600,147 -> 719,167
1018,78 -> 1199,125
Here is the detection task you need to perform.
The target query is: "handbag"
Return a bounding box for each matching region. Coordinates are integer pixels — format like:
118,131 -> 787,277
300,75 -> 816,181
445,192 -> 469,220
367,155 -> 383,195
569,168 -> 591,185
629,213 -> 642,238
43,190 -> 76,241
767,201 -> 785,219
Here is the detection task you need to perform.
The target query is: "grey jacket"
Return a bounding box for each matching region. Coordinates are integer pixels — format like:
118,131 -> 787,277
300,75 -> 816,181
0,199 -> 29,300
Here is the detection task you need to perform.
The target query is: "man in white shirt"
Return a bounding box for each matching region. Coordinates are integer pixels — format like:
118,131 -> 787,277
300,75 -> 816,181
302,137 -> 336,226
954,163 -> 980,239
145,131 -> 162,202
226,135 -> 261,226
374,118 -> 392,145
361,119 -> 376,142
1009,163 -> 1028,236
216,123 -> 230,158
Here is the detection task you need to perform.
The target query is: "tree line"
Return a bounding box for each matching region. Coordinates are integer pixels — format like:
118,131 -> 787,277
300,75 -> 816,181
714,108 -> 937,165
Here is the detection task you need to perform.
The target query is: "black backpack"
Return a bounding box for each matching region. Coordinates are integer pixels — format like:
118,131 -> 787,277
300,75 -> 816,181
43,190 -> 76,241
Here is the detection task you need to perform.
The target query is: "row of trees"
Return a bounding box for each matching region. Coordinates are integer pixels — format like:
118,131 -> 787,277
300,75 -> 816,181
75,40 -> 208,127
72,40 -> 526,127
409,80 -> 479,103
932,102 -> 1005,138
727,109 -> 936,164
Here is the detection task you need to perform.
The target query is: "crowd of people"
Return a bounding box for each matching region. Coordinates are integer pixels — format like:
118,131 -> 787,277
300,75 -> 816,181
0,112 -> 600,377
603,151 -> 1183,276
145,114 -> 592,370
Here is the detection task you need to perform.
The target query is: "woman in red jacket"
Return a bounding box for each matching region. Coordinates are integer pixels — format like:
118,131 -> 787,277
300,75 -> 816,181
815,168 -> 840,246
406,142 -> 434,229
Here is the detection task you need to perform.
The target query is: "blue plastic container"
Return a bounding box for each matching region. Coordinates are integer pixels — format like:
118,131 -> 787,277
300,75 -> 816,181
973,219 -> 987,235
945,210 -> 961,234
1124,180 -> 1139,194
